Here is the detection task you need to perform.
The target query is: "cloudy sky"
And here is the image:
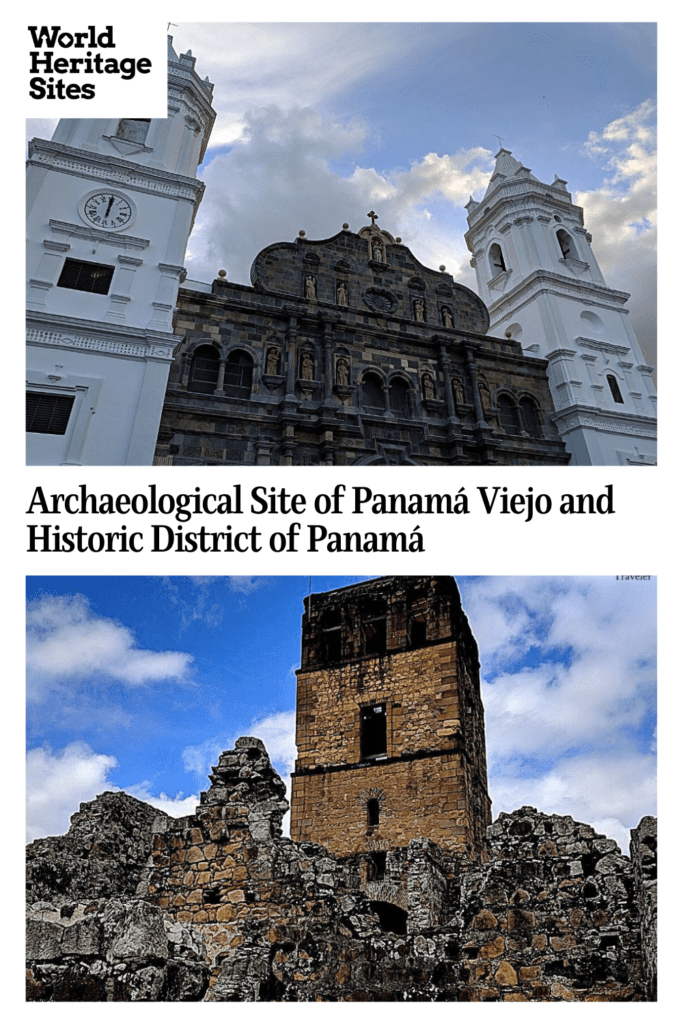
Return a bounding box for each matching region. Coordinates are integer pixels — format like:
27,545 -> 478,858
26,575 -> 656,855
26,21 -> 657,368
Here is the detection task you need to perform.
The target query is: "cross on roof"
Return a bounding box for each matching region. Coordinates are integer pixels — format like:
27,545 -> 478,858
367,211 -> 379,226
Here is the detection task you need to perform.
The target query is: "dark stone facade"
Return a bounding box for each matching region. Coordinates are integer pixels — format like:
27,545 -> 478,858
154,222 -> 569,466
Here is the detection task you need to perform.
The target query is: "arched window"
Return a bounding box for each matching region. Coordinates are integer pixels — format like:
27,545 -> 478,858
389,378 -> 410,417
519,397 -> 542,438
224,350 -> 253,398
362,373 -> 385,411
188,345 -> 219,394
367,799 -> 380,827
498,394 -> 519,435
556,228 -> 578,261
606,374 -> 624,404
489,243 -> 507,275
115,119 -> 150,144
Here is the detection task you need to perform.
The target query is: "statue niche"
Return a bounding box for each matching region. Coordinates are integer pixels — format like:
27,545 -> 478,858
265,348 -> 280,375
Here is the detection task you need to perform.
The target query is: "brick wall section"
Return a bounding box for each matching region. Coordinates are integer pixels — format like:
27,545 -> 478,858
291,577 -> 491,859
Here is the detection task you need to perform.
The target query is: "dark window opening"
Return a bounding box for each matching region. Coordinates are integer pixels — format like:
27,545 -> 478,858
188,345 -> 220,394
370,901 -> 407,935
489,243 -> 507,275
410,617 -> 428,648
519,397 -> 542,438
367,799 -> 380,828
361,599 -> 387,656
362,373 -> 384,411
498,394 -> 519,435
361,704 -> 386,759
320,608 -> 342,665
606,374 -> 624,404
57,258 -> 114,295
556,228 -> 577,261
116,118 -> 150,144
203,886 -> 222,905
26,392 -> 75,435
367,851 -> 386,880
224,351 -> 253,398
389,378 -> 410,417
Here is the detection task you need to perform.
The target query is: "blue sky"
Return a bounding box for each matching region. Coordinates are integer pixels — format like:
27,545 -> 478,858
26,575 -> 656,854
26,21 -> 657,367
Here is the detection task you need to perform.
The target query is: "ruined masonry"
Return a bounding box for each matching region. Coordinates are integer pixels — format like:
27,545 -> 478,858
26,577 -> 656,1000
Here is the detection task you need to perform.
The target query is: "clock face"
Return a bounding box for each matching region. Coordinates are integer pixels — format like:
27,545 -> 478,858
82,192 -> 133,230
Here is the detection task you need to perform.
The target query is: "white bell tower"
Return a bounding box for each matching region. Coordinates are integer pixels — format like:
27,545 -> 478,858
26,37 -> 215,465
464,149 -> 656,466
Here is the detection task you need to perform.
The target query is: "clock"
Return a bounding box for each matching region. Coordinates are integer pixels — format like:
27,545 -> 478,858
79,190 -> 135,231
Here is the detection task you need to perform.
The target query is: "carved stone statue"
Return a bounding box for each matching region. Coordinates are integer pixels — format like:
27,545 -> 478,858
478,381 -> 491,411
441,306 -> 454,329
336,281 -> 348,306
372,240 -> 384,262
414,298 -> 425,322
336,358 -> 350,385
422,374 -> 436,400
301,351 -> 314,380
304,275 -> 316,300
265,348 -> 280,375
451,377 -> 465,406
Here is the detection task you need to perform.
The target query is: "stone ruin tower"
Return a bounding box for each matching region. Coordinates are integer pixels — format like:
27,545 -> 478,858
290,576 -> 492,860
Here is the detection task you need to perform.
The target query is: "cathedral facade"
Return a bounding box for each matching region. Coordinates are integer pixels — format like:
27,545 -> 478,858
154,220 -> 569,466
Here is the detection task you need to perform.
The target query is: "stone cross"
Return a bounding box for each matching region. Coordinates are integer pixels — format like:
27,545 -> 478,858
367,211 -> 378,226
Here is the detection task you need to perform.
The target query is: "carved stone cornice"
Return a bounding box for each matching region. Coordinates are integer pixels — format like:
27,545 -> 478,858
48,219 -> 150,250
26,312 -> 178,362
28,139 -> 205,204
575,336 -> 631,357
551,404 -> 657,438
488,269 -> 631,320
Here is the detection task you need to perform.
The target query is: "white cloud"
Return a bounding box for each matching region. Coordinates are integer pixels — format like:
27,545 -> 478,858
490,751 -> 656,855
186,103 -> 490,288
577,100 -> 657,369
176,23 -> 421,150
26,742 -> 118,842
26,742 -> 200,843
27,594 -> 193,692
460,577 -> 656,848
125,783 -> 199,819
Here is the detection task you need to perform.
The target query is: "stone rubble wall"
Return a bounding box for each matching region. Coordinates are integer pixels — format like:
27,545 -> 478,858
26,898 -> 209,1001
26,791 -> 168,904
26,739 -> 656,1001
630,816 -> 657,999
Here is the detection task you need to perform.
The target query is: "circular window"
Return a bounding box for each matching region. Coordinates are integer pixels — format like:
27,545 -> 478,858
363,288 -> 398,314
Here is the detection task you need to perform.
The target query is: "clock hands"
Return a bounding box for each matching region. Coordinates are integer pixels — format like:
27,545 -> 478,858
104,196 -> 115,218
